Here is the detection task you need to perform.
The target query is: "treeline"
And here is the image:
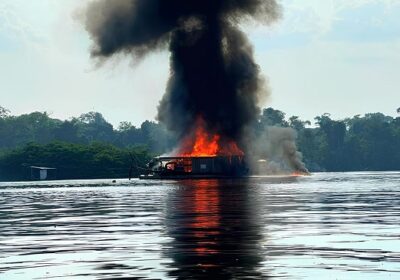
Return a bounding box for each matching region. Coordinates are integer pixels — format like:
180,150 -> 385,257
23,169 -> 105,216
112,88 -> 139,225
0,142 -> 151,181
0,106 -> 399,181
0,107 -> 170,181
261,108 -> 400,172
0,108 -> 175,153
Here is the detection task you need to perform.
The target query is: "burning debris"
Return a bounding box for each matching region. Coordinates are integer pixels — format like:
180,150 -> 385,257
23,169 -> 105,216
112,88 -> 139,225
82,0 -> 308,177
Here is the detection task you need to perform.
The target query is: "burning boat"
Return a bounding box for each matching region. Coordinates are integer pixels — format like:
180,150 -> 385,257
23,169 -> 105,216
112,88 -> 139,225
83,1 -> 310,179
140,117 -> 249,179
140,156 -> 248,179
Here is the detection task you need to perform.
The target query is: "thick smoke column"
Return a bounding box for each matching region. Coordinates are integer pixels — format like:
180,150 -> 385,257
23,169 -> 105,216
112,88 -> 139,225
83,0 -> 281,142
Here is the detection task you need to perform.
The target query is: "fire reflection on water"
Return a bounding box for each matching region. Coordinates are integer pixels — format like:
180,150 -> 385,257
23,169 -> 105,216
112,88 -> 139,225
191,183 -> 220,255
165,179 -> 267,279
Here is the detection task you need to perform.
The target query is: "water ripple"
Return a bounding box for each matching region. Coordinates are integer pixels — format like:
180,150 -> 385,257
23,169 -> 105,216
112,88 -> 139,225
1,172 -> 399,279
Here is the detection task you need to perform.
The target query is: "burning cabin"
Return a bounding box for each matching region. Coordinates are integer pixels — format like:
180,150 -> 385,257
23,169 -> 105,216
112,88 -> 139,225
140,156 -> 248,179
140,117 -> 249,179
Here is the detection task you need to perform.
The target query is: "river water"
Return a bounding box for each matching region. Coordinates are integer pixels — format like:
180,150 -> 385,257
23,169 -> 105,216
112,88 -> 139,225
1,172 -> 399,279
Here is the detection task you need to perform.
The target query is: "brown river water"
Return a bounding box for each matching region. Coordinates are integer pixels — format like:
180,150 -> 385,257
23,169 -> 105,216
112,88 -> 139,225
1,172 -> 399,279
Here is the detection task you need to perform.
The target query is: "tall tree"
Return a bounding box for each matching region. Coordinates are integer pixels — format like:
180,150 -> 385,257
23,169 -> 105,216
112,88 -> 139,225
260,108 -> 288,127
289,116 -> 311,131
0,106 -> 10,118
76,112 -> 115,143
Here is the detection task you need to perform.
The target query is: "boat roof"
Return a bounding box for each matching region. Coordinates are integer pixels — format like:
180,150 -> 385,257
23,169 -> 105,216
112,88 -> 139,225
29,166 -> 57,170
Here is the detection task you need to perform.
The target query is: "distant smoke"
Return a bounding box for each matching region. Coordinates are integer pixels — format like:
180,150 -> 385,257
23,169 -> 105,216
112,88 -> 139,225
247,126 -> 309,174
83,0 -> 281,142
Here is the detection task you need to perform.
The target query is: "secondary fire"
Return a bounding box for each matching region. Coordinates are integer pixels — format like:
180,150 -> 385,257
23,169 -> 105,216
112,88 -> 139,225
178,117 -> 244,157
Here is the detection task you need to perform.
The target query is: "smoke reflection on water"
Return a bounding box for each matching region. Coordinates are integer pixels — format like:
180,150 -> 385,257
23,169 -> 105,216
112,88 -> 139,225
0,172 -> 400,279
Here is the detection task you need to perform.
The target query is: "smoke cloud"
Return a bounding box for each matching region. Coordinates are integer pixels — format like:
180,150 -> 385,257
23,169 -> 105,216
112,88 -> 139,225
83,0 -> 281,142
247,126 -> 309,174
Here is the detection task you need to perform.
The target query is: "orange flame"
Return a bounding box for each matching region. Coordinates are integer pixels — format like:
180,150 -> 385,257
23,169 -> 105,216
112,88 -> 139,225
178,117 -> 244,157
291,171 -> 310,176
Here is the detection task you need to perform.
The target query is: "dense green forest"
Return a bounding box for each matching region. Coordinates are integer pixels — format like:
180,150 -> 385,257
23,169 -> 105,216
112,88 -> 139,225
0,105 -> 399,181
0,142 -> 151,181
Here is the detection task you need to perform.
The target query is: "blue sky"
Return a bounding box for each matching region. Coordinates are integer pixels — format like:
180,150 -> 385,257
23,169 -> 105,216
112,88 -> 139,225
0,0 -> 399,126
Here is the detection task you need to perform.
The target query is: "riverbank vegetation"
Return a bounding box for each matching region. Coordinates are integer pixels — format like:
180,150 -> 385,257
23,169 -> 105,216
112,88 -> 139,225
0,142 -> 151,181
0,106 -> 399,180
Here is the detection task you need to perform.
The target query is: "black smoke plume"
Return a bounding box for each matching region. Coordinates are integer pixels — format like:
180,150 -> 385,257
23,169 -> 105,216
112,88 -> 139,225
83,0 -> 281,143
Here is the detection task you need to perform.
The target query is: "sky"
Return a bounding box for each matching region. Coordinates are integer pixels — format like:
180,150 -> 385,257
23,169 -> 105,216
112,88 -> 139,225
0,0 -> 399,127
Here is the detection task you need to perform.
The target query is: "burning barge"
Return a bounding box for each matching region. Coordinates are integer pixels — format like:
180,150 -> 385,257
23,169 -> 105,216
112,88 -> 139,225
140,155 -> 249,180
139,116 -> 250,179
137,117 -> 309,180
